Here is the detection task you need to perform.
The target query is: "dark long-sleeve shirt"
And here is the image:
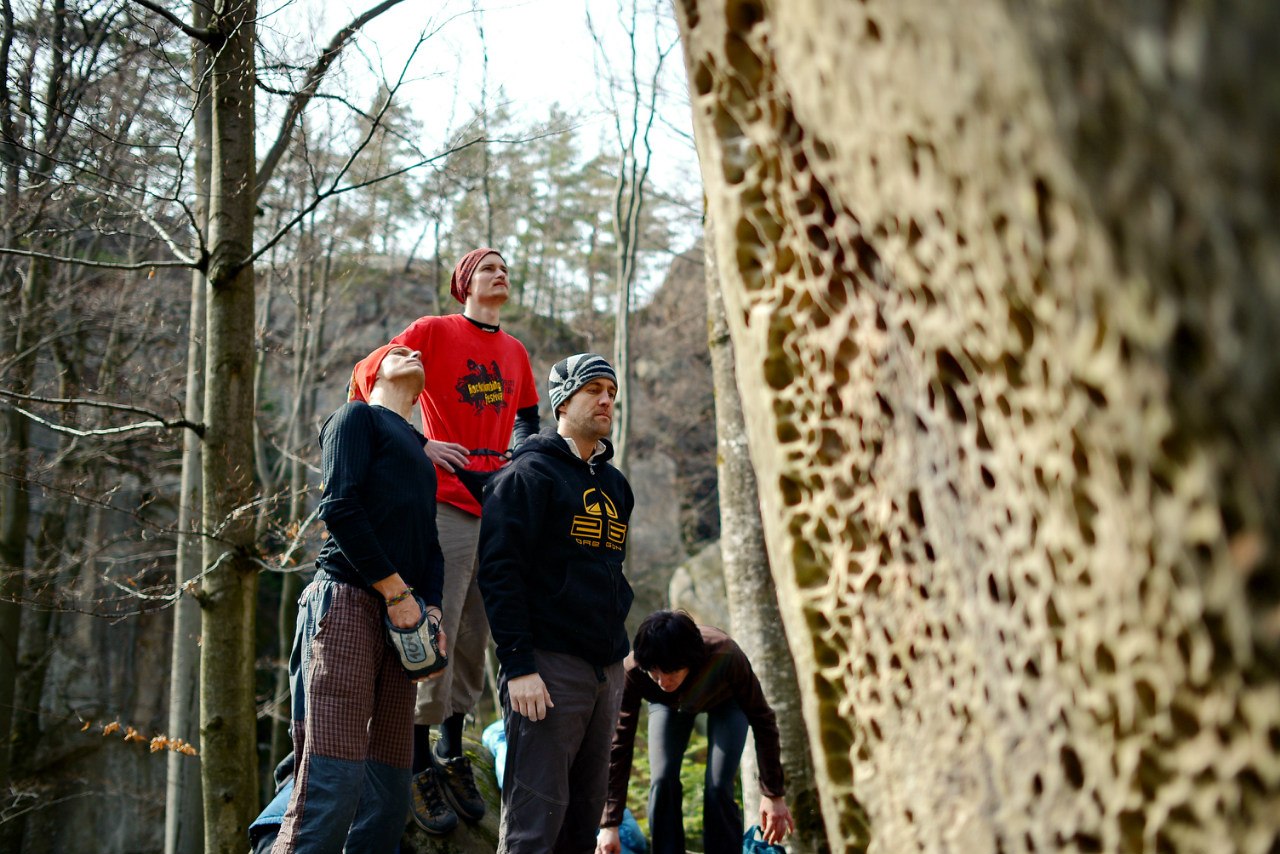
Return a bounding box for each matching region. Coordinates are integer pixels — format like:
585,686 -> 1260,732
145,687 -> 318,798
314,401 -> 444,608
602,626 -> 786,826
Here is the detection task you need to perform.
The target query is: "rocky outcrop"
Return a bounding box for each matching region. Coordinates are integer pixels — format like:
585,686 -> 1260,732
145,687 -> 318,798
676,1 -> 1280,852
668,539 -> 729,628
401,737 -> 501,854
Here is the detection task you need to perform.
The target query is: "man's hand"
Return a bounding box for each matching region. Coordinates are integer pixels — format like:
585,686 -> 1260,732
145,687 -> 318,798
759,795 -> 794,844
507,673 -> 553,721
424,440 -> 470,473
594,826 -> 621,854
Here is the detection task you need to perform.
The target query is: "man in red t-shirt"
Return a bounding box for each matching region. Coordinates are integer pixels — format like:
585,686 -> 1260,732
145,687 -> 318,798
391,247 -> 540,834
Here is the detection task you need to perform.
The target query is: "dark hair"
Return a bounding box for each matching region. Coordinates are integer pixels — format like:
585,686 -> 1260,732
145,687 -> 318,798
632,610 -> 706,673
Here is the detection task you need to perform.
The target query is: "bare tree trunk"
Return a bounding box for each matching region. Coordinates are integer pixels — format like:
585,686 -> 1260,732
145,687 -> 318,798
0,397 -> 27,801
591,0 -> 667,475
167,266 -> 206,854
704,219 -> 828,852
0,254 -> 47,793
252,232 -> 283,542
0,0 -> 43,793
5,387 -> 77,848
610,166 -> 642,474
200,0 -> 261,848
165,13 -> 210,849
0,0 -> 21,790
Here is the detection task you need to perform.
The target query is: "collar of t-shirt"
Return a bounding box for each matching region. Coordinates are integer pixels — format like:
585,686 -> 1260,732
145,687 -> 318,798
463,314 -> 499,333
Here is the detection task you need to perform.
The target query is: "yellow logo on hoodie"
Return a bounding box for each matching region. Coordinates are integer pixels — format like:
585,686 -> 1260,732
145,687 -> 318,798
571,488 -> 627,550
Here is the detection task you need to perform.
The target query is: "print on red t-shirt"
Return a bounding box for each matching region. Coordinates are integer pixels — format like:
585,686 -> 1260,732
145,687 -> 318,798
454,359 -> 514,413
392,314 -> 539,516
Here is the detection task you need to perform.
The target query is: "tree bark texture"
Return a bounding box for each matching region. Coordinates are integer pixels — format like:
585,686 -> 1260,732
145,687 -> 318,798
703,217 -> 831,853
0,256 -> 47,794
0,0 -> 24,799
165,14 -> 211,850
675,1 -> 1280,852
166,267 -> 205,854
200,0 -> 261,849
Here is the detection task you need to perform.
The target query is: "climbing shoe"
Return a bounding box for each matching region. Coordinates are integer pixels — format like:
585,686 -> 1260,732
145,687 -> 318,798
435,751 -> 486,822
410,766 -> 458,835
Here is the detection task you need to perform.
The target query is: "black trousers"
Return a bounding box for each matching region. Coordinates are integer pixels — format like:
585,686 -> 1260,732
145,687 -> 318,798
647,700 -> 749,854
498,650 -> 624,853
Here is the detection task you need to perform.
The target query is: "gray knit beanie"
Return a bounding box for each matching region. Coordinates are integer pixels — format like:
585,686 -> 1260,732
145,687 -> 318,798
548,353 -> 617,419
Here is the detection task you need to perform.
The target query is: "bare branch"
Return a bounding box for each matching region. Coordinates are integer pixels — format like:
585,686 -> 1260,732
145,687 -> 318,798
251,134 -> 489,264
0,401 -> 204,438
0,387 -> 204,437
99,547 -> 239,606
0,245 -> 198,272
0,388 -> 205,434
0,789 -> 96,827
0,472 -> 239,552
254,0 -> 415,196
127,0 -> 221,44
257,420 -> 322,476
258,503 -> 323,572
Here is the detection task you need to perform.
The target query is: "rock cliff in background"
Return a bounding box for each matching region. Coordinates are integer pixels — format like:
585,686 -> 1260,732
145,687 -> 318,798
668,539 -> 729,629
675,1 -> 1280,852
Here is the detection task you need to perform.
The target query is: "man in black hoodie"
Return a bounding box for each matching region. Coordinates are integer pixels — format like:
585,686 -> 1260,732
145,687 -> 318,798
478,353 -> 635,854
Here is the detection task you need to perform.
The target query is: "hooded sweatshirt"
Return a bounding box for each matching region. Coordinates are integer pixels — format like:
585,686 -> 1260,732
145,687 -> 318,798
478,430 -> 635,677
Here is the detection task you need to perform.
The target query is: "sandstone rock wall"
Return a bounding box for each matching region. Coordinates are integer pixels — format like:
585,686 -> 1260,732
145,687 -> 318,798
674,1 -> 1280,852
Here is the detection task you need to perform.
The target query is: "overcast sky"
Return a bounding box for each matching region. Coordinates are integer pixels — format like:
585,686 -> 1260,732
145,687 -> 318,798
261,0 -> 698,184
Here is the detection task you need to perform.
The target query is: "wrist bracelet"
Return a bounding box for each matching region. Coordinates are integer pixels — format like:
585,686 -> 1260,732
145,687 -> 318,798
385,586 -> 414,607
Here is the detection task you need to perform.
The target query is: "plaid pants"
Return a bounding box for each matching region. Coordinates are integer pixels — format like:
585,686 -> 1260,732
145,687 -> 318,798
272,577 -> 415,854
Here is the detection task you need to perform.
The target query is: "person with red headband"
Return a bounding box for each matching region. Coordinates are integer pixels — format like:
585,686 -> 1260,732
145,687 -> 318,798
390,248 -> 540,834
272,344 -> 446,854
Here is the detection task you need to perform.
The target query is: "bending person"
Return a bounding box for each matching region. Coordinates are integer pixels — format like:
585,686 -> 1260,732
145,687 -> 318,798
596,611 -> 795,854
272,344 -> 446,854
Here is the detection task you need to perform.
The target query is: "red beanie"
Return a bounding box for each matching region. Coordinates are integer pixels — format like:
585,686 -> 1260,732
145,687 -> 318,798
347,343 -> 398,403
449,247 -> 503,304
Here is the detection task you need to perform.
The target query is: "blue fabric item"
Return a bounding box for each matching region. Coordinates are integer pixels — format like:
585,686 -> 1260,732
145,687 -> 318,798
289,578 -> 336,723
618,808 -> 648,853
742,825 -> 785,854
249,778 -> 293,832
248,775 -> 405,854
597,807 -> 646,854
481,718 -> 508,789
347,759 -> 413,852
287,754 -> 366,853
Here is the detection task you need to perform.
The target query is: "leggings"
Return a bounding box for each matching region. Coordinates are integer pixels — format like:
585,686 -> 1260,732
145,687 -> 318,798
647,700 -> 748,854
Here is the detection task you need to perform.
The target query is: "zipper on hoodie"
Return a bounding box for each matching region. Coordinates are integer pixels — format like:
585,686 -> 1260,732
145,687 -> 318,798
586,460 -> 622,656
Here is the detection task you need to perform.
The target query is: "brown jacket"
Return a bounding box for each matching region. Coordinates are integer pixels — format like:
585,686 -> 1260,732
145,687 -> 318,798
601,625 -> 786,827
